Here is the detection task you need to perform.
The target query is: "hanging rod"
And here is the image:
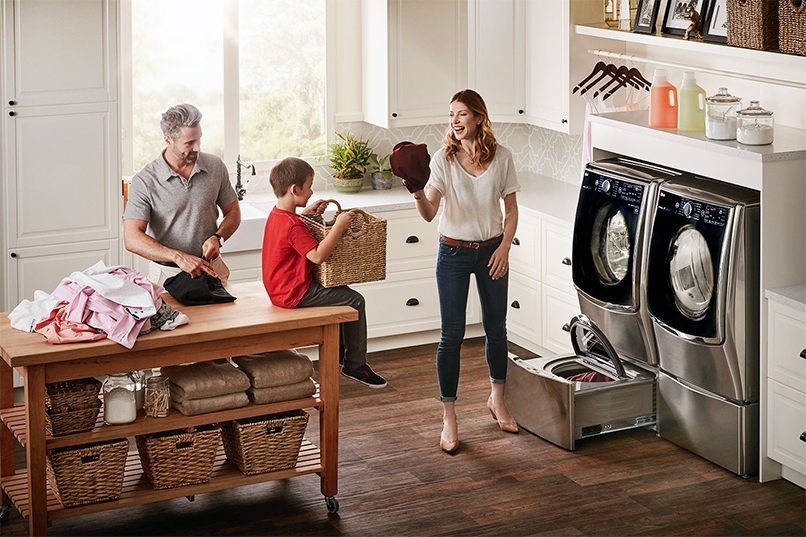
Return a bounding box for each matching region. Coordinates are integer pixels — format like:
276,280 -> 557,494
587,49 -> 806,90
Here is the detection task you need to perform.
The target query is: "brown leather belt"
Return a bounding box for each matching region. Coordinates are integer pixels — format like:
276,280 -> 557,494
440,234 -> 503,249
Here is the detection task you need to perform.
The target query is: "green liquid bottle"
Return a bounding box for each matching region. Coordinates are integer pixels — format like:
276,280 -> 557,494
678,71 -> 706,132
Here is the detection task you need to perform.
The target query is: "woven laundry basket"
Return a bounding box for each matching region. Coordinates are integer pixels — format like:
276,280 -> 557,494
135,425 -> 221,490
46,438 -> 129,507
221,410 -> 309,475
779,0 -> 806,55
300,199 -> 387,288
44,378 -> 102,436
46,399 -> 102,437
727,0 -> 779,50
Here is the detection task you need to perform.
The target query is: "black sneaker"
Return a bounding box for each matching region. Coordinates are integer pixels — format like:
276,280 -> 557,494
341,364 -> 387,388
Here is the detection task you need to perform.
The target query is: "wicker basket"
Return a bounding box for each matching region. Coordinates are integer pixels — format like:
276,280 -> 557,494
779,0 -> 806,55
135,425 -> 221,490
221,410 -> 309,476
46,398 -> 102,437
46,438 -> 128,507
727,0 -> 779,50
300,199 -> 387,288
45,377 -> 102,412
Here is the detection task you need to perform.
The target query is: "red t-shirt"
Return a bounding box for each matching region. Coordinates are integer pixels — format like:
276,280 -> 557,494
261,207 -> 320,308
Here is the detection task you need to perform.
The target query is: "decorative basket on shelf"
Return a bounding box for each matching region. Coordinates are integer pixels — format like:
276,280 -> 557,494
46,399 -> 102,437
46,438 -> 129,507
779,0 -> 806,55
44,378 -> 102,436
727,0 -> 779,50
300,199 -> 387,288
221,410 -> 310,476
135,425 -> 221,490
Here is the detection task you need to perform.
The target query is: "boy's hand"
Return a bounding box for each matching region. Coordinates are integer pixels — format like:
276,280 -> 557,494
302,199 -> 327,215
333,210 -> 354,232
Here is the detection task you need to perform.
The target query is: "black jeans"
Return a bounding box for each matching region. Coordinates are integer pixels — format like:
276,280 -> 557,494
296,280 -> 367,371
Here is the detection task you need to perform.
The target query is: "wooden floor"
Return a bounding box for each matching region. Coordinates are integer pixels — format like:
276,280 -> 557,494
2,338 -> 804,536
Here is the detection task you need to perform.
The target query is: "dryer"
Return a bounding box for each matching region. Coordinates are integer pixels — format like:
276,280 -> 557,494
572,158 -> 681,367
646,175 -> 760,476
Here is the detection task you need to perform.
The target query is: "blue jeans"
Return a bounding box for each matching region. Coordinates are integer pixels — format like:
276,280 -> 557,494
435,237 -> 509,401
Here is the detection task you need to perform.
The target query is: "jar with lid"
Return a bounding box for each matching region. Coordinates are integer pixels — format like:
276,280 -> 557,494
737,100 -> 774,145
102,373 -> 137,425
705,87 -> 741,140
145,371 -> 170,418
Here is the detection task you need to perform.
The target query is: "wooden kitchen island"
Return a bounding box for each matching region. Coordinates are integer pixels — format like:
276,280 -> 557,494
0,281 -> 356,536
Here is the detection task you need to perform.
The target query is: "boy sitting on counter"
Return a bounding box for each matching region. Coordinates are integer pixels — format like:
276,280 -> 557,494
260,157 -> 387,388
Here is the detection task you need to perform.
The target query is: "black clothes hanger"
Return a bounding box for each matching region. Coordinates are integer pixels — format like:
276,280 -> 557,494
602,67 -> 652,101
593,65 -> 630,99
572,61 -> 607,94
578,63 -> 619,96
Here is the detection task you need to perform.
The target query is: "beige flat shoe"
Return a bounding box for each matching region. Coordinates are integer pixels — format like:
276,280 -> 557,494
487,397 -> 519,434
440,422 -> 459,453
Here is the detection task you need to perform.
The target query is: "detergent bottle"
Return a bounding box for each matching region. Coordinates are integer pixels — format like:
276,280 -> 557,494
649,69 -> 678,129
678,71 -> 706,132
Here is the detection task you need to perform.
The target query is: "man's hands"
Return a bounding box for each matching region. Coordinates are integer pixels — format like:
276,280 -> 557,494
201,235 -> 221,262
175,251 -> 217,279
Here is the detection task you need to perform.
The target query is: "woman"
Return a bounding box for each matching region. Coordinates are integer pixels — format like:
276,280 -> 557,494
410,89 -> 520,453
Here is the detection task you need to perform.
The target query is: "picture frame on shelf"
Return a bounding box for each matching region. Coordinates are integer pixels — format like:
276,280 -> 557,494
661,0 -> 710,37
702,0 -> 728,43
633,0 -> 662,34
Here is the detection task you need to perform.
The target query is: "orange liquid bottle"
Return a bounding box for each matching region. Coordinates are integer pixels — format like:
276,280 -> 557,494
649,69 -> 678,129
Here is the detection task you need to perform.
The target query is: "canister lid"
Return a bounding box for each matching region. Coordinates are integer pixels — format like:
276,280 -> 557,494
737,100 -> 773,117
705,87 -> 741,105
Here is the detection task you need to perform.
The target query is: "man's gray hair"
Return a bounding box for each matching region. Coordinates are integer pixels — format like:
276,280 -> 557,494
160,103 -> 203,139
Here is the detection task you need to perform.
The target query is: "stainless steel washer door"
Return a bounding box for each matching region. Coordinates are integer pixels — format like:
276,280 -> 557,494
591,206 -> 631,286
669,225 -> 714,320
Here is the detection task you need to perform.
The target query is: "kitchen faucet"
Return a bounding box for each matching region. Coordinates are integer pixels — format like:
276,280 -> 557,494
235,154 -> 256,200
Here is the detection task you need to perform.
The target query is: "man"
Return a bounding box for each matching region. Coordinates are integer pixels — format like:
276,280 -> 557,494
123,103 -> 241,286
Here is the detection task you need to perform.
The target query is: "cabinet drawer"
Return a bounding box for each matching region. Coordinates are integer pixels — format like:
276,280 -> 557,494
510,212 -> 540,280
767,379 -> 806,475
542,285 -> 580,355
542,221 -> 574,295
385,210 -> 439,272
508,272 -> 541,347
768,301 -> 806,393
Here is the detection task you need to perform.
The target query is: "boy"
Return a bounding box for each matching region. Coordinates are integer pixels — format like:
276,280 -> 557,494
261,157 -> 387,388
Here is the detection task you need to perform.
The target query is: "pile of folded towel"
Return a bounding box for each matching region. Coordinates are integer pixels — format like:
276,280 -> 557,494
163,360 -> 250,416
231,350 -> 316,404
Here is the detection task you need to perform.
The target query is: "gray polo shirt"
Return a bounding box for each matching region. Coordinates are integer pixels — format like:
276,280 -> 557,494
123,151 -> 237,257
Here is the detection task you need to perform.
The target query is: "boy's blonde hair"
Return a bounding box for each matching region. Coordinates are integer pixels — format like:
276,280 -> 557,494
270,157 -> 315,197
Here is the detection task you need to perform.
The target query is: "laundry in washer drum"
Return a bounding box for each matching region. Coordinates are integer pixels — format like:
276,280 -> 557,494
505,315 -> 656,450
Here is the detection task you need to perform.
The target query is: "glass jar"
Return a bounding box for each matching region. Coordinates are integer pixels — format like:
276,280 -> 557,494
102,373 -> 137,425
705,87 -> 741,141
737,100 -> 774,146
145,371 -> 170,418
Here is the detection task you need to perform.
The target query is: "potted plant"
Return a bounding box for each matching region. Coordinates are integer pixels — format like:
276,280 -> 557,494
368,153 -> 394,190
324,131 -> 372,193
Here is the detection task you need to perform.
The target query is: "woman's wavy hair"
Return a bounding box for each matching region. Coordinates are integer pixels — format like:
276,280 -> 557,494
442,89 -> 497,165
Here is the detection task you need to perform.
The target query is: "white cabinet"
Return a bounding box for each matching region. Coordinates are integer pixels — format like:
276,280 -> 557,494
1,0 -> 119,310
361,0 -> 467,129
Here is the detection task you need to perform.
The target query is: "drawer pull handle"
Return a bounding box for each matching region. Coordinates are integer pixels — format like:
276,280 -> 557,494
801,349 -> 806,359
562,323 -> 570,332
405,235 -> 419,243
801,432 -> 806,443
8,111 -> 15,117
562,257 -> 572,266
406,298 -> 419,306
511,300 -> 520,309
512,237 -> 520,246
10,252 -> 17,258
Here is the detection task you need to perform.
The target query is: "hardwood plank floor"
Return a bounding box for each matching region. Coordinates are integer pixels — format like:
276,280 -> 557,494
2,338 -> 804,536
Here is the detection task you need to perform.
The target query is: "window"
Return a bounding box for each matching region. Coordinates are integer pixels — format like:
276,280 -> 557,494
124,0 -> 327,174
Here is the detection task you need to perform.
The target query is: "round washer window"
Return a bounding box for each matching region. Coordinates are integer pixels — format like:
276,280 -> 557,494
590,206 -> 631,285
669,225 -> 714,319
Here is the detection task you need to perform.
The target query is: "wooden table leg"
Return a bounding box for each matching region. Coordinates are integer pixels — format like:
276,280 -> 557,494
318,323 -> 339,499
1,358 -> 14,509
23,366 -> 48,536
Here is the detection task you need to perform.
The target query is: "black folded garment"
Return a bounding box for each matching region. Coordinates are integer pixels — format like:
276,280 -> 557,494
163,272 -> 236,306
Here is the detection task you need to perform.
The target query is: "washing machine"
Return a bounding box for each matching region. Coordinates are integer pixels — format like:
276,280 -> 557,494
646,175 -> 760,476
572,157 -> 681,367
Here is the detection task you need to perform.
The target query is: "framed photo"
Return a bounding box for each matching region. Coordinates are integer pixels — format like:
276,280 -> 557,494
633,0 -> 662,34
661,0 -> 710,37
702,0 -> 728,43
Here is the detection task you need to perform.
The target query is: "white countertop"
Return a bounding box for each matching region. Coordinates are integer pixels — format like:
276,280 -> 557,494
223,172 -> 580,253
590,110 -> 806,163
765,285 -> 806,313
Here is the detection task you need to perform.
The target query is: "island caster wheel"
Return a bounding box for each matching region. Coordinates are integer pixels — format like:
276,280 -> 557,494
0,505 -> 10,523
325,496 -> 339,514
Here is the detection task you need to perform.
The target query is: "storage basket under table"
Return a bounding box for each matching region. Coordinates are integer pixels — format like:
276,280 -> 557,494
45,377 -> 102,436
46,438 -> 129,507
300,199 -> 387,288
779,0 -> 806,55
727,0 -> 779,50
221,410 -> 309,475
135,425 -> 221,490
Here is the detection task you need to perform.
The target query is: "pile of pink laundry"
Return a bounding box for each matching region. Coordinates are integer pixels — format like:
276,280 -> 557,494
8,261 -> 188,349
